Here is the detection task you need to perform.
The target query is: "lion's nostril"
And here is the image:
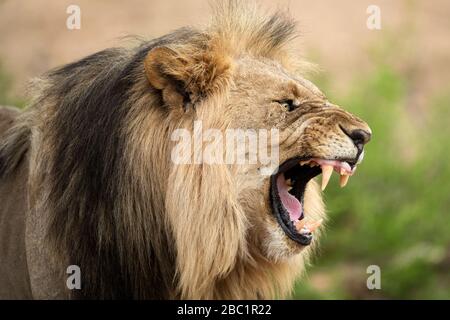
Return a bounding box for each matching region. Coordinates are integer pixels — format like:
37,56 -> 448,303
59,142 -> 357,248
340,125 -> 372,151
348,129 -> 371,146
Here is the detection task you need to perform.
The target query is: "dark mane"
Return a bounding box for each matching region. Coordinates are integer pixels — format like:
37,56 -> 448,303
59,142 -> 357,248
39,30 -> 203,299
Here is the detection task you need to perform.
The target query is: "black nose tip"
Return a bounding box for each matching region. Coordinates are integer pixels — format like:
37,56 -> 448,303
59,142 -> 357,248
349,129 -> 371,146
340,125 -> 372,151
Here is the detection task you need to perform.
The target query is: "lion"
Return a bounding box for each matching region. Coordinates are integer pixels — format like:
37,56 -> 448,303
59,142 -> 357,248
0,1 -> 371,299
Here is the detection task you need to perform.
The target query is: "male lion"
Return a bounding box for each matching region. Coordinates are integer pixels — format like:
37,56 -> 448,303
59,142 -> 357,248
0,2 -> 371,299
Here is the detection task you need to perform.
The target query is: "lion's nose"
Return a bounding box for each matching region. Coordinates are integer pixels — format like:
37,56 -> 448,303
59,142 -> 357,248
348,129 -> 371,146
340,125 -> 372,151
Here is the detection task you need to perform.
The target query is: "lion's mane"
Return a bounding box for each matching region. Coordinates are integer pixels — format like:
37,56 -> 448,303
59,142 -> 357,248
0,1 -> 321,299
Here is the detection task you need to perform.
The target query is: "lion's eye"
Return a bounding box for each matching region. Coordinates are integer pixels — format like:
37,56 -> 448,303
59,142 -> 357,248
275,99 -> 297,112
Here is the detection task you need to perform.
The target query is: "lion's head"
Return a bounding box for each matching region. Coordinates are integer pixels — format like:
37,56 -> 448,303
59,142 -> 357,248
17,1 -> 371,299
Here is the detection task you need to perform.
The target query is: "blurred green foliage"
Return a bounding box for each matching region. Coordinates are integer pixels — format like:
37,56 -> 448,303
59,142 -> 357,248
293,62 -> 450,300
0,64 -> 25,108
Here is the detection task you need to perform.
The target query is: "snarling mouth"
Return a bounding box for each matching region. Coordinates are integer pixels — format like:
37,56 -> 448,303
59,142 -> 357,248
270,157 -> 359,246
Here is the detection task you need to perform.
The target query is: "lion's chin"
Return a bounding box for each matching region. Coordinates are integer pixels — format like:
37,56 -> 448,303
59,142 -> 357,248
270,156 -> 359,247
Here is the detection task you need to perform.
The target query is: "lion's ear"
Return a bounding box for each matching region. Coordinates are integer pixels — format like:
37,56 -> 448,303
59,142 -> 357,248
144,47 -> 188,109
144,46 -> 231,110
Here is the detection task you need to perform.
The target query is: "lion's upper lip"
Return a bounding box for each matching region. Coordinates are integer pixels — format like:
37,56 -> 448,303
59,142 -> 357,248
270,155 -> 363,246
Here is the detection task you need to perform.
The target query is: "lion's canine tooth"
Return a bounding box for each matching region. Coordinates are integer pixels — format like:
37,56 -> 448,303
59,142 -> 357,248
295,219 -> 306,231
286,178 -> 292,187
321,165 -> 333,191
306,219 -> 323,232
340,174 -> 350,187
300,228 -> 310,235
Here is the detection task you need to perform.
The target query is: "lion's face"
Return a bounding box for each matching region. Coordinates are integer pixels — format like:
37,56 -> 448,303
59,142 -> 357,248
226,56 -> 372,260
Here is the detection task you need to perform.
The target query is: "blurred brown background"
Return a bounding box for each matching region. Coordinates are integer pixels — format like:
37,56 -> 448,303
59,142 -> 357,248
0,0 -> 449,104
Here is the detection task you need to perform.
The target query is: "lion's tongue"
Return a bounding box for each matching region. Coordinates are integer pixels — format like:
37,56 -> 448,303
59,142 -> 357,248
276,174 -> 303,221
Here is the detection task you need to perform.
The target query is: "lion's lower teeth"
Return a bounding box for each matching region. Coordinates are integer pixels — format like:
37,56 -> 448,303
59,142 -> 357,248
307,219 -> 323,232
295,219 -> 306,230
299,228 -> 310,235
295,218 -> 323,233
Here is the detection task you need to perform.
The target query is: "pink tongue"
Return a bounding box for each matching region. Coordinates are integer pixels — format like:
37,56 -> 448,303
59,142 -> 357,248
276,174 -> 303,221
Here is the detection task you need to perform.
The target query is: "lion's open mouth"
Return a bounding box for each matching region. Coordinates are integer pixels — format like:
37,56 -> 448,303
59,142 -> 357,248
270,157 -> 359,246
